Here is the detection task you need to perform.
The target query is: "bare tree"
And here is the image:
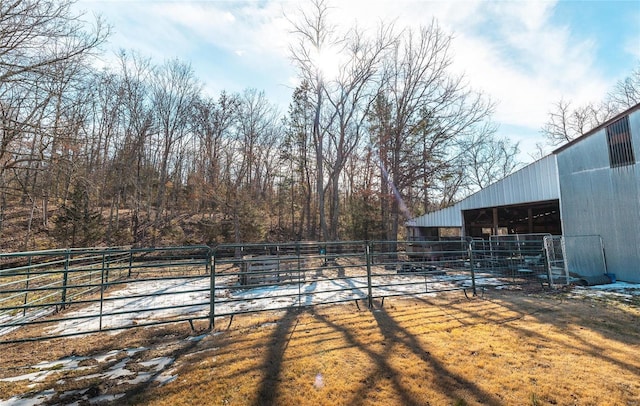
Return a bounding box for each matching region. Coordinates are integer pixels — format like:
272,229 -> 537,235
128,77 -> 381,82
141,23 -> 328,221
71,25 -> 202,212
542,99 -> 600,146
609,65 -> 640,110
323,23 -> 394,240
215,89 -> 282,243
81,69 -> 128,245
290,0 -> 394,240
0,0 -> 107,237
542,63 -> 640,146
342,144 -> 383,240
108,51 -> 155,243
0,0 -> 108,83
458,130 -> 520,191
150,59 -> 200,227
372,22 -> 496,240
288,0 -> 336,241
191,92 -> 240,216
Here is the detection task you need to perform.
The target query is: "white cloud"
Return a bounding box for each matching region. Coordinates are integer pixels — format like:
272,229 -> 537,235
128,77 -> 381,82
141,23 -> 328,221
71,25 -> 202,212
284,0 -> 613,132
76,0 -> 632,156
440,1 -> 610,133
224,11 -> 236,23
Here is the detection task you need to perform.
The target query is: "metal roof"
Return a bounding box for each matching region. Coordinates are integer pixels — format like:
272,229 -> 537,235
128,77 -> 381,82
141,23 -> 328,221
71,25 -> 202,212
409,154 -> 560,228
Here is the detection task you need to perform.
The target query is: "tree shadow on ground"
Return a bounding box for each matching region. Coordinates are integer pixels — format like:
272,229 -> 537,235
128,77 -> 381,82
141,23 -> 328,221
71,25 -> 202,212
450,289 -> 640,376
252,307 -> 300,406
41,286 -> 637,406
312,303 -> 503,406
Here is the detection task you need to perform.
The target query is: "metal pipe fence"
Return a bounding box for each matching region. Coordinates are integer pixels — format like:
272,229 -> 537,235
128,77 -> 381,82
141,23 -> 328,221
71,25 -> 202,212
1,237 -> 553,344
0,246 -> 212,343
472,234 -> 551,284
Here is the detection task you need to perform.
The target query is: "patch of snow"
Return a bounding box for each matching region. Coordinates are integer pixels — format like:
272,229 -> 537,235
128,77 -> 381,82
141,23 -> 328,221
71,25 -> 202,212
102,357 -> 135,379
0,308 -> 54,337
0,355 -> 97,384
0,370 -> 53,383
124,371 -> 152,385
1,389 -> 55,406
33,356 -> 90,371
125,347 -> 148,357
4,269 -> 500,339
46,278 -> 211,336
461,277 -> 505,288
155,372 -> 177,386
88,393 -> 125,404
56,388 -> 84,402
187,333 -> 207,342
0,348 -> 151,385
584,281 -> 640,291
569,281 -> 640,301
10,267 -> 636,343
37,274 -> 430,335
92,349 -> 120,363
140,357 -> 174,372
77,358 -> 134,382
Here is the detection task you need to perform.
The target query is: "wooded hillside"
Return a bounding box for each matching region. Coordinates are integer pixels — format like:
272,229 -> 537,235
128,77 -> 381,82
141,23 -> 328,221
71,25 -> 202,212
0,0 -> 524,251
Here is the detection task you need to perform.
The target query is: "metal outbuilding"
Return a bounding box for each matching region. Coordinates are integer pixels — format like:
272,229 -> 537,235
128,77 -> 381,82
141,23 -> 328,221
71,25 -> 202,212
408,103 -> 640,283
554,104 -> 640,282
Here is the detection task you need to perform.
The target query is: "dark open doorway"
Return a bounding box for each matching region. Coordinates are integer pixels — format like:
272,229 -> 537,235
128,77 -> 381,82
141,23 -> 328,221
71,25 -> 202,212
463,200 -> 561,238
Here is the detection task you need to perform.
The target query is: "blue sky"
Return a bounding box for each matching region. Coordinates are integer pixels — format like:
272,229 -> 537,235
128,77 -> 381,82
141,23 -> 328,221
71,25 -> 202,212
78,0 -> 640,161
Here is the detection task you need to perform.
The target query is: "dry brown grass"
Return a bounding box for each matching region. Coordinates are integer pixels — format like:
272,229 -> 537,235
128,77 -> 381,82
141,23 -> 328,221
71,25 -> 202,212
139,289 -> 640,406
1,288 -> 639,406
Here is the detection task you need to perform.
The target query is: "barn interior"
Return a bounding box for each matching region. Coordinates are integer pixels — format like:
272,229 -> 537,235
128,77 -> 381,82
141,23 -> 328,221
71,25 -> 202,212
462,199 -> 562,238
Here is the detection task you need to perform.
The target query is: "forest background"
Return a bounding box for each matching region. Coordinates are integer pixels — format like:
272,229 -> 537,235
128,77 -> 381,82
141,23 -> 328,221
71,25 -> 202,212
1,0 -> 638,251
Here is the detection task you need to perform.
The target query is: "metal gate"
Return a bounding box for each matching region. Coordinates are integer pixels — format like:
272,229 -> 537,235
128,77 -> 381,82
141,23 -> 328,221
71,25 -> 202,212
543,235 -> 570,287
543,235 -> 608,287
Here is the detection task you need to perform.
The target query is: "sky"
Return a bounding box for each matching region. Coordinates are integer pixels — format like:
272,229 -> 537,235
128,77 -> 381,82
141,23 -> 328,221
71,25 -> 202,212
76,0 -> 640,162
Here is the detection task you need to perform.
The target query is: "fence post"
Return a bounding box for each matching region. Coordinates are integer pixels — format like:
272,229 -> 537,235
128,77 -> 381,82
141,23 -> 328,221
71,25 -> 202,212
23,256 -> 32,316
102,251 -> 109,286
61,250 -> 70,310
209,250 -> 215,330
468,240 -> 477,296
205,247 -> 211,275
559,236 -> 568,289
366,242 -> 373,309
297,242 -> 302,308
99,258 -> 105,331
128,250 -> 133,277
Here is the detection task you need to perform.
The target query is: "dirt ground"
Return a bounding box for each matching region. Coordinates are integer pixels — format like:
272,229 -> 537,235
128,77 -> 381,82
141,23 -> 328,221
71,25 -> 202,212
1,287 -> 639,406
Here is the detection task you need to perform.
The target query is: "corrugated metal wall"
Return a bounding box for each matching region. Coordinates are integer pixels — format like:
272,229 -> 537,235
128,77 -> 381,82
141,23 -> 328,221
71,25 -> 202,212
408,205 -> 463,227
557,107 -> 640,283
